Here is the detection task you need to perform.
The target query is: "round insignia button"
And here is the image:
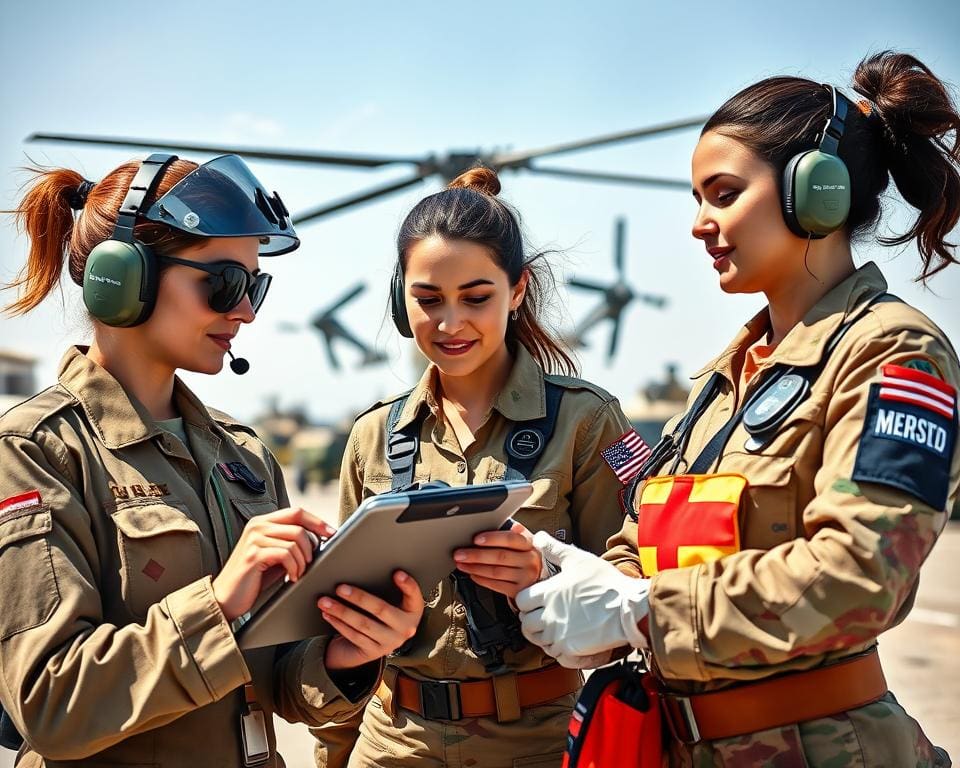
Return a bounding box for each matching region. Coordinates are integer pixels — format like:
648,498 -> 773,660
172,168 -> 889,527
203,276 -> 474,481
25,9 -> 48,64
743,372 -> 809,433
182,211 -> 201,228
507,428 -> 544,460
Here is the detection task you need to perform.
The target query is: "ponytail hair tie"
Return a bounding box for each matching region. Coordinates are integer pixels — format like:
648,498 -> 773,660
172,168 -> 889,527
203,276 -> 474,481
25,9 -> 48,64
857,98 -> 908,156
68,180 -> 95,210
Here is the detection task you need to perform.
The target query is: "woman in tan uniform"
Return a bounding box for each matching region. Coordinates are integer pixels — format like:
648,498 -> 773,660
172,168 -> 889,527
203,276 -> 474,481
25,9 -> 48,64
313,168 -> 639,767
0,153 -> 424,767
517,51 -> 960,766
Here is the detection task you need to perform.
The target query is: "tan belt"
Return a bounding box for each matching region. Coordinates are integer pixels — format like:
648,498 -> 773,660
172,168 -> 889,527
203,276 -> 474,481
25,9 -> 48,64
660,649 -> 888,743
377,664 -> 582,723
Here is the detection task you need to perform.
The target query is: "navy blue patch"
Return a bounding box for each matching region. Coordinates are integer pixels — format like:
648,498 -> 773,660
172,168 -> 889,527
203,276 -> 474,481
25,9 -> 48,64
852,383 -> 957,510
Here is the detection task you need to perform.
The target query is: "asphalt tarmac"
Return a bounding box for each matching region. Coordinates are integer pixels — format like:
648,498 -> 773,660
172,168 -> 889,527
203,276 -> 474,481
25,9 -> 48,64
2,481 -> 957,767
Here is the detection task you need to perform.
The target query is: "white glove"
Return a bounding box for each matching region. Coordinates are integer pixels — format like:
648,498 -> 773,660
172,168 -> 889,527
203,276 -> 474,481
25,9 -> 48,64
515,531 -> 650,662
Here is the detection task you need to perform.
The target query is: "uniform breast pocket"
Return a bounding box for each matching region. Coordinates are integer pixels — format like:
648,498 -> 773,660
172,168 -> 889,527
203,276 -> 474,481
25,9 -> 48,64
112,499 -> 203,621
0,506 -> 60,639
362,468 -> 431,498
514,474 -> 562,537
231,497 -> 280,527
722,452 -> 799,550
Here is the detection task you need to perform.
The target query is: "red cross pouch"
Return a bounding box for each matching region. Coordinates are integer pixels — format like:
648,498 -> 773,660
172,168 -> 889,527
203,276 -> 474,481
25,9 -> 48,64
634,473 -> 748,576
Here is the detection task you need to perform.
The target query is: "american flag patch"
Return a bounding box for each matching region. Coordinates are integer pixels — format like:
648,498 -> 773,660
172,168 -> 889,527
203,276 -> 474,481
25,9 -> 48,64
601,430 -> 653,484
0,490 -> 43,517
879,364 -> 956,420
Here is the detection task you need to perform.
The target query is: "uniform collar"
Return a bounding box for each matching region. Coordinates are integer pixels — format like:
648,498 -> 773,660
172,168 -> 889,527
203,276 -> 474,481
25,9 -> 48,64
694,262 -> 888,380
57,345 -> 218,449
393,345 -> 547,430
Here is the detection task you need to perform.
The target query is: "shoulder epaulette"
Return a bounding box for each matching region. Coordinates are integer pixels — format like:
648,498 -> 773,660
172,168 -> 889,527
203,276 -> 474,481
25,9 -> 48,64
543,374 -> 616,403
0,385 -> 78,438
207,407 -> 261,438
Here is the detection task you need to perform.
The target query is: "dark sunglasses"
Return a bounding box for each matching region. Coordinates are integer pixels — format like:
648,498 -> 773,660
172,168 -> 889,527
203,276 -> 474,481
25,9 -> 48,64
159,255 -> 272,314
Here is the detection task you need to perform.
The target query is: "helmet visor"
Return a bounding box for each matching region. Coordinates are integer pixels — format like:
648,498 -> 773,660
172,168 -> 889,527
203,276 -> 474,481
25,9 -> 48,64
142,154 -> 299,256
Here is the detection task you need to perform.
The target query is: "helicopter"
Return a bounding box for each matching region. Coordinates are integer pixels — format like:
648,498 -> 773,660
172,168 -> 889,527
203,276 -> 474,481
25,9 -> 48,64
29,119 -> 700,370
565,217 -> 668,363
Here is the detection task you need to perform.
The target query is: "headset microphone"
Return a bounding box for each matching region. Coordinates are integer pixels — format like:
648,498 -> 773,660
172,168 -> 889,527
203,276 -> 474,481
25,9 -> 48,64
227,351 -> 250,375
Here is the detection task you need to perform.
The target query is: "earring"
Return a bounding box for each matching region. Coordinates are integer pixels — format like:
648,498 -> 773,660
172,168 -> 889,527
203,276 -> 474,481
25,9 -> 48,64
510,309 -> 518,321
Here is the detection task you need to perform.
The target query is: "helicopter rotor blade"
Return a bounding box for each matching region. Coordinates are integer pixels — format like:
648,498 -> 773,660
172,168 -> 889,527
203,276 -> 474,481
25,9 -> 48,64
27,133 -> 423,169
521,165 -> 690,190
491,115 -> 708,167
292,173 -> 429,225
637,293 -> 669,309
614,218 -> 626,278
319,331 -> 342,371
319,283 -> 367,317
568,277 -> 611,294
608,316 -> 623,362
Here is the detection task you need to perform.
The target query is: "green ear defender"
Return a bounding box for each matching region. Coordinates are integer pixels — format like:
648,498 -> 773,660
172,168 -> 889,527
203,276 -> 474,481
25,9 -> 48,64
82,153 -> 177,327
781,86 -> 852,239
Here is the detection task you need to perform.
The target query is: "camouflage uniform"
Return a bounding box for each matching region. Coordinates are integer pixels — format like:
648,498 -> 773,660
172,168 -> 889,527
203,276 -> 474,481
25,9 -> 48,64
0,347 -> 377,767
607,263 -> 957,766
315,346 -> 633,768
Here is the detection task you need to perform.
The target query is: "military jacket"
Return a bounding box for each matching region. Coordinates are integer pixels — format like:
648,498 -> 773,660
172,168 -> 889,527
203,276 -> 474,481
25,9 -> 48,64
607,263 -> 960,695
0,347 -> 372,768
340,346 -> 633,681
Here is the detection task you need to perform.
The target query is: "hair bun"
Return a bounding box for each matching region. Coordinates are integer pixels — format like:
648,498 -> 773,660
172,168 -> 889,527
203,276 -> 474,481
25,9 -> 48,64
448,166 -> 501,196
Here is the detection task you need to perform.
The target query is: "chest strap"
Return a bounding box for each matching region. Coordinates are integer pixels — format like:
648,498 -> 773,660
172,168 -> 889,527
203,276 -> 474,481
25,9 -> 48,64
384,382 -> 565,487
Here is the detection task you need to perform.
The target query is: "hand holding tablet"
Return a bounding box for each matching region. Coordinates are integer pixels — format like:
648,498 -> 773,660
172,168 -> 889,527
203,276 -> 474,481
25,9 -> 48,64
237,481 -> 533,649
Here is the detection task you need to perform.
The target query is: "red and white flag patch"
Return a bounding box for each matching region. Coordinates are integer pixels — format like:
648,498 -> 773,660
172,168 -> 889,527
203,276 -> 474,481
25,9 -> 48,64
0,490 -> 43,517
879,364 -> 956,420
601,430 -> 653,484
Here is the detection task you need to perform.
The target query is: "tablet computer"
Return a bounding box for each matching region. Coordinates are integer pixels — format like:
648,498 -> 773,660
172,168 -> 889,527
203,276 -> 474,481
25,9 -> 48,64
237,480 -> 533,649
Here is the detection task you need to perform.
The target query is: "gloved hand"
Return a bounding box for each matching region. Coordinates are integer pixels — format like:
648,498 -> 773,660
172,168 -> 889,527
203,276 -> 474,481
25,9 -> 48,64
515,531 -> 651,663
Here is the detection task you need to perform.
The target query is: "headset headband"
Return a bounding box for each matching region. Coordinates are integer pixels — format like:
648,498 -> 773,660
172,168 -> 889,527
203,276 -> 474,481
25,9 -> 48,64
818,85 -> 850,157
111,153 -> 178,243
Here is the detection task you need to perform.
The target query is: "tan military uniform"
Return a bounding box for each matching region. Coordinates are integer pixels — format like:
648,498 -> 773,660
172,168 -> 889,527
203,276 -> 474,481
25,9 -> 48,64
0,347 -> 377,768
607,263 -> 958,766
314,345 -> 634,768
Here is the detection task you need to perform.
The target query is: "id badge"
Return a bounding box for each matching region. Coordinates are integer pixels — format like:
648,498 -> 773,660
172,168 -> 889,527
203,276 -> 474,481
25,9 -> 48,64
240,684 -> 269,766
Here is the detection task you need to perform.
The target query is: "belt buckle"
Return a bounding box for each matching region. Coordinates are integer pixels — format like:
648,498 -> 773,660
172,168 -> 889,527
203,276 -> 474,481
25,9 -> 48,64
662,694 -> 701,744
420,679 -> 463,721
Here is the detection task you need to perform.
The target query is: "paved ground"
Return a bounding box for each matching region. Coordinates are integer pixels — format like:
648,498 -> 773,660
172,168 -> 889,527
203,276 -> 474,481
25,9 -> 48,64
3,481 -> 957,766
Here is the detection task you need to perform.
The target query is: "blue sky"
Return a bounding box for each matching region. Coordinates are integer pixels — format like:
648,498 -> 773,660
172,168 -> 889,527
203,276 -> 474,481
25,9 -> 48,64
2,0 -> 958,422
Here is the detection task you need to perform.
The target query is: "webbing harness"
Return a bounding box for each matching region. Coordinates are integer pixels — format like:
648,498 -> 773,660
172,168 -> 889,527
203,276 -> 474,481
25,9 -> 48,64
384,382 -> 564,672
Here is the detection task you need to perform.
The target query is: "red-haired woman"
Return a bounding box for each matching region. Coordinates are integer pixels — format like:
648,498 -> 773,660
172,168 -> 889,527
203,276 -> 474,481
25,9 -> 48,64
0,153 -> 424,767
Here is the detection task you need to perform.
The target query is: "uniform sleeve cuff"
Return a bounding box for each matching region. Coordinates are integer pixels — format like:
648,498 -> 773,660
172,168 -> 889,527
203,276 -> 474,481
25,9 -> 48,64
290,636 -> 383,721
648,565 -> 708,682
162,576 -> 250,702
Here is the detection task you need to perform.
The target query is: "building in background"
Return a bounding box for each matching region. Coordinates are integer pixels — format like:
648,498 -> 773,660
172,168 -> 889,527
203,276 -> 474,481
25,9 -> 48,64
0,350 -> 37,414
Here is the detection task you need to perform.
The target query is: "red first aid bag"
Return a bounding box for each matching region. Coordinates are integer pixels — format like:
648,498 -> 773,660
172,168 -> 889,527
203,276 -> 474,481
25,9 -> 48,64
563,661 -> 663,768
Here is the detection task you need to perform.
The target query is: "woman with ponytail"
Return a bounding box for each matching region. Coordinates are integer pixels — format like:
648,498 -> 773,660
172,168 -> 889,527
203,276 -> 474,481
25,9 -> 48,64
313,167 -> 636,767
0,155 -> 424,767
516,52 -> 960,766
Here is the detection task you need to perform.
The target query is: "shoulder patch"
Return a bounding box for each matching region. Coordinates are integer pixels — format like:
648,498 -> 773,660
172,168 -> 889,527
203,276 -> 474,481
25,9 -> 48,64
543,374 -> 615,403
852,364 -> 957,510
353,389 -> 412,422
0,385 -> 77,438
890,355 -> 944,380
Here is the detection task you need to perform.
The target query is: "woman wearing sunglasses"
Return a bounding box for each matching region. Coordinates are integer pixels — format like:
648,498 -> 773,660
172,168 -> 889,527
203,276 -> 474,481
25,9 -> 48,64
0,154 -> 424,767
